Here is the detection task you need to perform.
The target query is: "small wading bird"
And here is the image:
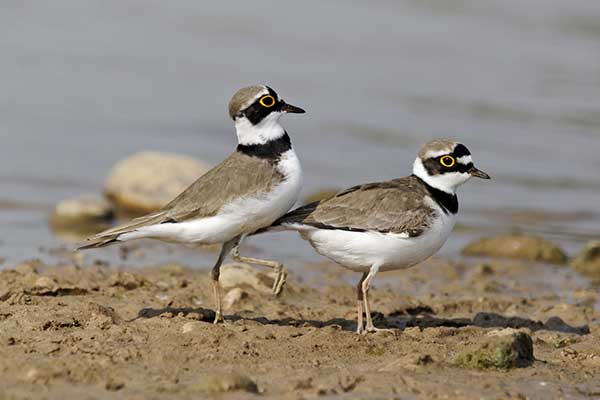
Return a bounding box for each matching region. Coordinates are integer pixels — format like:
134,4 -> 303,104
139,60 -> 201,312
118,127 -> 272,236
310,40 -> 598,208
79,85 -> 305,323
261,139 -> 490,334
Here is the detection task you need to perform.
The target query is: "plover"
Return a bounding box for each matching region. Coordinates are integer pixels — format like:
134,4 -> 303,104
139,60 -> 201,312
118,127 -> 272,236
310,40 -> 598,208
264,139 -> 490,334
79,85 -> 305,323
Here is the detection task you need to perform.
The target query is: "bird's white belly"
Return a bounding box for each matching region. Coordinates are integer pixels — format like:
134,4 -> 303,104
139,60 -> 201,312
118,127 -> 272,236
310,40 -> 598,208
299,211 -> 456,272
120,150 -> 302,244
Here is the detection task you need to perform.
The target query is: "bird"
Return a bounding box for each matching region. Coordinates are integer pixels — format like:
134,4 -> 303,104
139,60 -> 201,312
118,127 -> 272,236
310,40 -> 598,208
78,85 -> 306,323
262,139 -> 490,334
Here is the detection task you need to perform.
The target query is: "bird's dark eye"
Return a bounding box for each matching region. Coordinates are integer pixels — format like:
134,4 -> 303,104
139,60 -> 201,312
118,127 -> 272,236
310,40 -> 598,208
259,95 -> 276,108
440,155 -> 455,168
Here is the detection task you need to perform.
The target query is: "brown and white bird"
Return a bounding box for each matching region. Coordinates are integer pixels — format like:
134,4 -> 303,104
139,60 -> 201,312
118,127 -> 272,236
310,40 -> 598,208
79,85 -> 305,323
263,139 -> 490,334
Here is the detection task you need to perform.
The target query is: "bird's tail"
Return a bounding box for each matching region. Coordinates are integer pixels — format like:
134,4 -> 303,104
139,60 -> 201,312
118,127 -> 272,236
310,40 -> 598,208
252,201 -> 322,237
77,237 -> 119,250
76,210 -> 169,250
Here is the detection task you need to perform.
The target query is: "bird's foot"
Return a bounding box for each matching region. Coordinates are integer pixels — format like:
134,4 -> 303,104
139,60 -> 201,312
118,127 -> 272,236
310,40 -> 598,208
213,310 -> 225,324
272,266 -> 288,296
364,325 -> 396,335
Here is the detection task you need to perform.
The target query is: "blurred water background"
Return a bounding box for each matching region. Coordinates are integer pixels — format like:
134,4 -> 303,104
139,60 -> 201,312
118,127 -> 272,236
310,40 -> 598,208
1,0 -> 599,270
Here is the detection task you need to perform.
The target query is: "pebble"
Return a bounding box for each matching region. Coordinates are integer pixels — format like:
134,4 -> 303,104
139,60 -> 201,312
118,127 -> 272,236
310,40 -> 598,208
462,234 -> 567,264
219,263 -> 273,293
223,288 -> 247,310
571,241 -> 600,278
104,151 -> 210,215
455,328 -> 534,369
50,196 -> 114,227
182,321 -> 200,334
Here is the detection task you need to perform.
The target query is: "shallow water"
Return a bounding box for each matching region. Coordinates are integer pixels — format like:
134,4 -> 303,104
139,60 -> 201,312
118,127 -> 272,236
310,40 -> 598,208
1,0 -> 599,269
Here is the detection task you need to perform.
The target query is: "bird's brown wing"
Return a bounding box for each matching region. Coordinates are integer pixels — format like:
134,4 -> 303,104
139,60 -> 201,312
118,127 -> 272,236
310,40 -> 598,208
79,152 -> 283,249
275,176 -> 435,236
161,151 -> 283,222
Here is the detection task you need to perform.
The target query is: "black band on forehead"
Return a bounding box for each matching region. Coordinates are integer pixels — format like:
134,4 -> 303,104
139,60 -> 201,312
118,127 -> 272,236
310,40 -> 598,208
265,86 -> 278,100
453,144 -> 471,157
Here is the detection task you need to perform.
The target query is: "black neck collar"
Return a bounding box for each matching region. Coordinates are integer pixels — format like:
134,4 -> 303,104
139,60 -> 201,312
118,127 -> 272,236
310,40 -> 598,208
413,174 -> 458,214
236,132 -> 292,160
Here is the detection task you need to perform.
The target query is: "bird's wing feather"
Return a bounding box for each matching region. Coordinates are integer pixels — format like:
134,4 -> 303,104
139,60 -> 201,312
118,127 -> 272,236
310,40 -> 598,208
162,151 -> 283,221
79,152 -> 283,249
275,176 -> 435,236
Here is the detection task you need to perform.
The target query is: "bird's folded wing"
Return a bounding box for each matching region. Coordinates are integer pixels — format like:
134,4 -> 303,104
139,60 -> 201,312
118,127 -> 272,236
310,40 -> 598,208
80,152 -> 282,247
161,152 -> 283,222
276,177 -> 434,236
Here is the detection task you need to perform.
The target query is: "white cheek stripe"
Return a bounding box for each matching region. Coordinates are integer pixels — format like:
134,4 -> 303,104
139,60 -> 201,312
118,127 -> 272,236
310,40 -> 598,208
457,155 -> 472,164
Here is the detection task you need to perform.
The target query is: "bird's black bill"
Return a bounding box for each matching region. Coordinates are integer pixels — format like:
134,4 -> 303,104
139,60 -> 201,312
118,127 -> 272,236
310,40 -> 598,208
281,101 -> 305,114
469,166 -> 491,179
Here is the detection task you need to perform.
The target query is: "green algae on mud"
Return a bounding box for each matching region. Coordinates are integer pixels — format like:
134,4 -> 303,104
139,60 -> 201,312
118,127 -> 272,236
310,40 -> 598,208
454,328 -> 534,369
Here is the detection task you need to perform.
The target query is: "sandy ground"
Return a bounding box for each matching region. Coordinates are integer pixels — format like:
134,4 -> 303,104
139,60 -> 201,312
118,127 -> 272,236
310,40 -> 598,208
0,252 -> 599,399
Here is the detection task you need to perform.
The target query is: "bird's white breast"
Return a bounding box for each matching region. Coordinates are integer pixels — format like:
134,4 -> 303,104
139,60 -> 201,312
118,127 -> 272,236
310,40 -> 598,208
218,148 -> 302,235
296,197 -> 456,272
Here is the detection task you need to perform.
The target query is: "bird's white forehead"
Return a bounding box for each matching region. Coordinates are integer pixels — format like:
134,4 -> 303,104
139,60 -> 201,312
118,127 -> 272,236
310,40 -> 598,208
422,148 -> 453,159
239,86 -> 270,111
418,139 -> 457,160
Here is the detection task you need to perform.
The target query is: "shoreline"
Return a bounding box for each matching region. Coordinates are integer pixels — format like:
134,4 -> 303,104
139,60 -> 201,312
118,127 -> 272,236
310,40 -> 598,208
0,256 -> 598,399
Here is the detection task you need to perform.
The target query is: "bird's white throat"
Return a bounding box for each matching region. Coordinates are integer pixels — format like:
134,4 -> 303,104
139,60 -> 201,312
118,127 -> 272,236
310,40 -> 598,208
235,112 -> 285,146
412,158 -> 470,194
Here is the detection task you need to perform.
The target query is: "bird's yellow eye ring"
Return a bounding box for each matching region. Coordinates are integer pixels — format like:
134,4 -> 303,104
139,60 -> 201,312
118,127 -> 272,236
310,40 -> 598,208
259,95 -> 276,108
440,155 -> 455,168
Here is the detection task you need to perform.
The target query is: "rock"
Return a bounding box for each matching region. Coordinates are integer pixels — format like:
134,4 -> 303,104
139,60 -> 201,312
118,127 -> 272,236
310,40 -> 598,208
34,276 -> 56,291
219,263 -> 274,294
21,273 -> 87,297
24,368 -> 43,383
105,380 -> 125,391
455,328 -> 534,369
51,196 -> 114,227
223,288 -> 248,310
181,321 -> 201,334
104,151 -> 210,215
192,373 -> 258,394
571,241 -> 600,278
462,235 -> 567,265
303,188 -> 340,204
22,275 -> 57,295
50,197 -> 114,241
109,271 -> 145,290
23,364 -> 64,383
87,303 -> 123,329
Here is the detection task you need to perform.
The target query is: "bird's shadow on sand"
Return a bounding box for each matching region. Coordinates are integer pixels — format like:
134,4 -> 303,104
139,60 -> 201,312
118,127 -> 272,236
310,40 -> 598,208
132,305 -> 589,335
